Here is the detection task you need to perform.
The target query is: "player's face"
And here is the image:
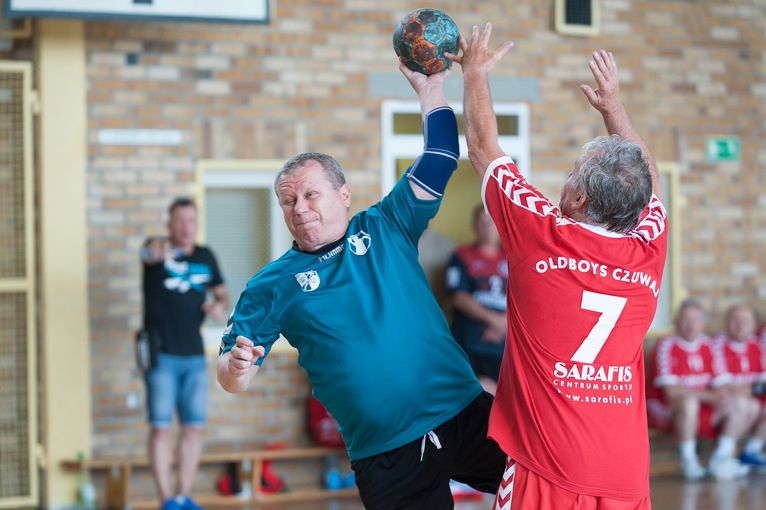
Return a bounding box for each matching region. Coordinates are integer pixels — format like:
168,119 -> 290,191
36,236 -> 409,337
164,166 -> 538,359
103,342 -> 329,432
675,306 -> 705,342
168,205 -> 198,248
277,162 -> 351,252
474,211 -> 500,247
726,306 -> 756,343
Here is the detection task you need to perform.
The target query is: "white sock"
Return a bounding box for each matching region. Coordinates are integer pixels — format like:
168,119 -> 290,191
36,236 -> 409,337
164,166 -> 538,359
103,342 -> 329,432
713,435 -> 737,459
744,437 -> 765,455
679,439 -> 697,461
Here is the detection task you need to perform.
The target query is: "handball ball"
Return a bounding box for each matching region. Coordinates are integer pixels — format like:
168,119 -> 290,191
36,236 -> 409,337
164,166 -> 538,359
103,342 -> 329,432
393,8 -> 459,75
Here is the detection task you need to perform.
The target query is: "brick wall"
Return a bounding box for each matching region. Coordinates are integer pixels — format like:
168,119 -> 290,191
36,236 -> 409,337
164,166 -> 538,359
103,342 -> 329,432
85,0 -> 766,472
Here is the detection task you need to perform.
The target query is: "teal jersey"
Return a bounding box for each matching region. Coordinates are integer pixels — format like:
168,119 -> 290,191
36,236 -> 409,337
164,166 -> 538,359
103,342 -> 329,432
221,176 -> 482,460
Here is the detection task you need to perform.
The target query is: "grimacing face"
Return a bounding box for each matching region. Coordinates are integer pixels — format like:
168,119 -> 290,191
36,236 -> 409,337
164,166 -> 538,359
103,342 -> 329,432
676,305 -> 705,343
726,306 -> 756,343
168,205 -> 198,248
276,161 -> 351,252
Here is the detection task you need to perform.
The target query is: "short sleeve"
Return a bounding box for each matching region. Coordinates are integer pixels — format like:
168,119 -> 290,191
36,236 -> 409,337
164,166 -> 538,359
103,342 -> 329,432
446,253 -> 470,294
219,277 -> 280,366
376,174 -> 441,247
652,338 -> 679,387
206,248 -> 224,287
710,339 -> 732,387
480,156 -> 559,266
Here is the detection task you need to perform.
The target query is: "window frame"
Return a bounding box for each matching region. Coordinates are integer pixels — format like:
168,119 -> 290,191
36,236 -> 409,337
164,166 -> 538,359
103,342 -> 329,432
192,159 -> 296,353
554,0 -> 601,37
649,161 -> 683,335
380,100 -> 530,197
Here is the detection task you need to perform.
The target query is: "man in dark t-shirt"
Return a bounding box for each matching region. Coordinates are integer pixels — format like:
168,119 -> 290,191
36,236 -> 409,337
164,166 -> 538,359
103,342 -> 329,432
446,205 -> 507,394
142,198 -> 228,510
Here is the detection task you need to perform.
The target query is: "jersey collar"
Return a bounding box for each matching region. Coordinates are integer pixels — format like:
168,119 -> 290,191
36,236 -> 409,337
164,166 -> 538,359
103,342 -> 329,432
291,235 -> 345,256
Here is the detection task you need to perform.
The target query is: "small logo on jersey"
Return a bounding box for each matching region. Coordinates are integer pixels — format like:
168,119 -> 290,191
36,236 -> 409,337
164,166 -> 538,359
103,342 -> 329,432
295,270 -> 321,292
446,266 -> 461,290
347,230 -> 372,256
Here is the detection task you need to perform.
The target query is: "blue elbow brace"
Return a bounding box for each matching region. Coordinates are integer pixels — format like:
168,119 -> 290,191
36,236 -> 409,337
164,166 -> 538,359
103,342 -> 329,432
406,106 -> 459,198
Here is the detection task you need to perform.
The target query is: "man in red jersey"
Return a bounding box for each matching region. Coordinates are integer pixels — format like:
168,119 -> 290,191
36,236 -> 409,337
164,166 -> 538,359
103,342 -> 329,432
647,300 -> 752,480
447,26 -> 665,509
713,305 -> 766,470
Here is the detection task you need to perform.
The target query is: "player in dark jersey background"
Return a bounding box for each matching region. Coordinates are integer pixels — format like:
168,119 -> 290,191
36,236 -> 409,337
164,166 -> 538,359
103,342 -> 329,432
448,25 -> 667,510
447,204 -> 508,394
217,60 -> 506,510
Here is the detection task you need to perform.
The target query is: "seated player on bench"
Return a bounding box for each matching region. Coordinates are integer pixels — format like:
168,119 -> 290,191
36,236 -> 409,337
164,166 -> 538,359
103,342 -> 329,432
648,300 -> 751,480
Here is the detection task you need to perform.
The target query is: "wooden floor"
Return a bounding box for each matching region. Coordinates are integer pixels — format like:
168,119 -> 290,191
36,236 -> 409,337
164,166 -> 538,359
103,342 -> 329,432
249,472 -> 766,510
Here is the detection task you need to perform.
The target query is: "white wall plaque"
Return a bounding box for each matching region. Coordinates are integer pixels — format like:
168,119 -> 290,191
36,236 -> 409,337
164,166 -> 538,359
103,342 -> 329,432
98,129 -> 183,146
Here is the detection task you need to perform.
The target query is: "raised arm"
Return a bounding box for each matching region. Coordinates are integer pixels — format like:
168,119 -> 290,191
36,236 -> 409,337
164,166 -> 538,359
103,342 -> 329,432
581,50 -> 663,203
398,60 -> 458,201
445,24 -> 514,180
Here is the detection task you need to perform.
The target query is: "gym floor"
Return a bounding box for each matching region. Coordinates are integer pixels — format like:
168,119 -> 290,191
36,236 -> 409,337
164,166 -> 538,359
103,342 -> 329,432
251,473 -> 766,510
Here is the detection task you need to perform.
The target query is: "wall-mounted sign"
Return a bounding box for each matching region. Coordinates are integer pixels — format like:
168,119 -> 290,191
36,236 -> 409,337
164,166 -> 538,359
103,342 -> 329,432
706,136 -> 740,162
4,0 -> 269,24
98,129 -> 183,146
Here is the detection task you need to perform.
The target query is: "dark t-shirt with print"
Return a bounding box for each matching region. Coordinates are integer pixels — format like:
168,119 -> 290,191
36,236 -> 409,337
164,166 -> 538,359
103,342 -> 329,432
446,245 -> 508,358
143,245 -> 224,356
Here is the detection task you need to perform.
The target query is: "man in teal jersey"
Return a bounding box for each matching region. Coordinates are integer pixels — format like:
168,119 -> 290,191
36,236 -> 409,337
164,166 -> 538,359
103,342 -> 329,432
217,60 -> 505,509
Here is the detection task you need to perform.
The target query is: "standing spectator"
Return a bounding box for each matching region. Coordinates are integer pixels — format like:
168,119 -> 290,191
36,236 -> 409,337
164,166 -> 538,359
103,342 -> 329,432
647,301 -> 750,480
446,205 -> 507,394
142,198 -> 229,510
713,305 -> 766,470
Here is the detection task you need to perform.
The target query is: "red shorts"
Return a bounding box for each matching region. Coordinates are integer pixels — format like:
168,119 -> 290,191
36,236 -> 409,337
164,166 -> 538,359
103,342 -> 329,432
646,398 -> 719,439
493,458 -> 651,510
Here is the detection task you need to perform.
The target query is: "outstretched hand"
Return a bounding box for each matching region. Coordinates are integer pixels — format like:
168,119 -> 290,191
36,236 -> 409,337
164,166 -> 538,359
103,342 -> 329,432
581,50 -> 622,116
444,23 -> 514,76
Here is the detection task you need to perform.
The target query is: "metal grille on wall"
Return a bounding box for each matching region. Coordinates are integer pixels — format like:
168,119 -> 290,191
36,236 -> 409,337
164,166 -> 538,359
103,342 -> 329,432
0,61 -> 38,508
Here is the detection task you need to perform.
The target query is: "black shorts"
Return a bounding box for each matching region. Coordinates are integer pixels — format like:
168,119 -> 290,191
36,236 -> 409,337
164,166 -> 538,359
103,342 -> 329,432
351,391 -> 505,510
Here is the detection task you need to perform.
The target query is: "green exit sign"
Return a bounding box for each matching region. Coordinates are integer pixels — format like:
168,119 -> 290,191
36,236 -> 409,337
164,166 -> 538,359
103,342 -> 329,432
706,136 -> 740,162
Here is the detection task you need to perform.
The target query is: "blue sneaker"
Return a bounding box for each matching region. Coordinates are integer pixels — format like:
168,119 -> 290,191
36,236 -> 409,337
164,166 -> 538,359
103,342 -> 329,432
161,499 -> 182,510
175,496 -> 204,510
739,450 -> 766,469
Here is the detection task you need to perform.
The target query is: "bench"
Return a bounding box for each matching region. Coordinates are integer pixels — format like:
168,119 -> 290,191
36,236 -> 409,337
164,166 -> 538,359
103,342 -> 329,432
62,446 -> 359,509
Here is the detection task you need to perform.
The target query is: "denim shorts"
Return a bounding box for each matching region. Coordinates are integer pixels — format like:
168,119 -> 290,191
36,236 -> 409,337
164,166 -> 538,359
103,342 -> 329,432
144,352 -> 208,428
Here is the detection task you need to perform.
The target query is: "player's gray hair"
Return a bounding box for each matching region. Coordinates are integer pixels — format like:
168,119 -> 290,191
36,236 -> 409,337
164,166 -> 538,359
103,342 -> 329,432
572,134 -> 652,233
274,152 -> 346,197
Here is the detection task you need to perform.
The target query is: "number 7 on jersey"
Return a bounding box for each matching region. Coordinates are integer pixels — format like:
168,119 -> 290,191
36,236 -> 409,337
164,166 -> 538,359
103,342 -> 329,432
569,291 -> 627,364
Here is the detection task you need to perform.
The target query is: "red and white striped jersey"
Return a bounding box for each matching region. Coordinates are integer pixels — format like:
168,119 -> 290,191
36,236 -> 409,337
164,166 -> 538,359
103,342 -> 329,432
482,156 -> 667,501
647,334 -> 728,401
712,333 -> 766,387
